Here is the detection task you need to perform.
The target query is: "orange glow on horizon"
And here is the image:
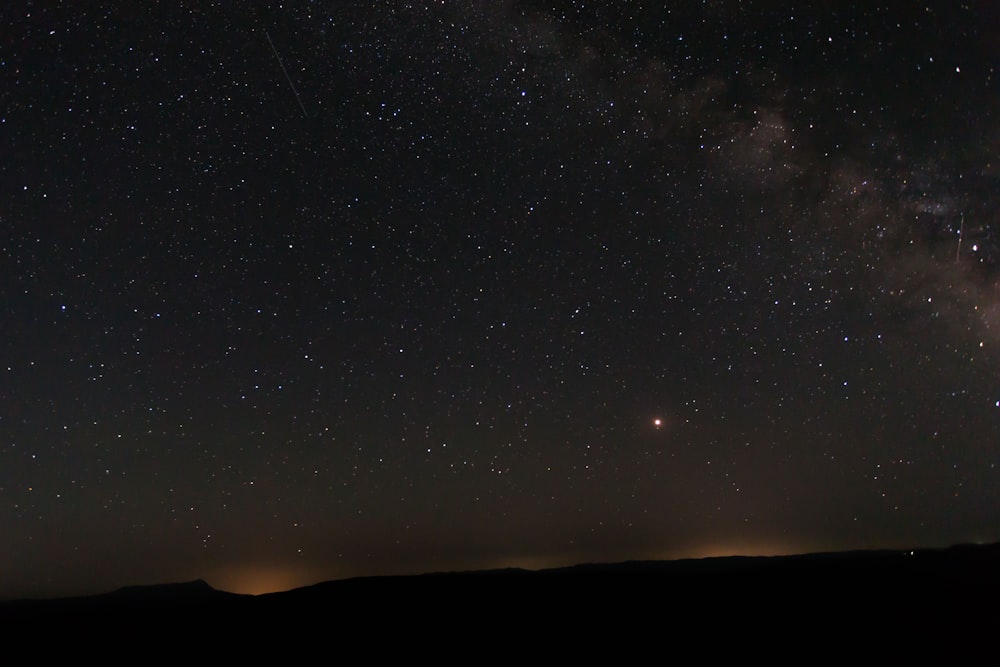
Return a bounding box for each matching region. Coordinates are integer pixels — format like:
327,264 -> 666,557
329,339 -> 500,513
205,539 -> 820,595
663,540 -> 806,561
207,565 -> 325,595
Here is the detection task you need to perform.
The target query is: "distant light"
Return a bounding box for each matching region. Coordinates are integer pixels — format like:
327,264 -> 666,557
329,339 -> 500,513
653,418 -> 662,428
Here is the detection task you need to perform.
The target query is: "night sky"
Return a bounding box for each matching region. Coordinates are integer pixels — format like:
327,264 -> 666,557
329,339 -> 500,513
3,1 -> 1000,599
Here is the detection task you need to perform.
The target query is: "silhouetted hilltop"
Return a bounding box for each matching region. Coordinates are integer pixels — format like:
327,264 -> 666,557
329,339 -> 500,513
106,578 -> 235,601
2,578 -> 249,621
4,543 -> 999,647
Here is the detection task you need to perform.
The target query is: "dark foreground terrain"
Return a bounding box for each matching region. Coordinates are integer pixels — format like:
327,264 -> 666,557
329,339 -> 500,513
3,544 -> 998,654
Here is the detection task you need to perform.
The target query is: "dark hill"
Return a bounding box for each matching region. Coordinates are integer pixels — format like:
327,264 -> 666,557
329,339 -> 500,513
3,543 -> 998,651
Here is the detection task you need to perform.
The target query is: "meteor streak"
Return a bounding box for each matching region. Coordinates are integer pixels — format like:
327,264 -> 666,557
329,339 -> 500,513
264,28 -> 308,118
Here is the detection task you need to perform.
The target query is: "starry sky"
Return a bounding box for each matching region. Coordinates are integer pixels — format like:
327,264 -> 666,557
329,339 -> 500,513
3,1 -> 1000,599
